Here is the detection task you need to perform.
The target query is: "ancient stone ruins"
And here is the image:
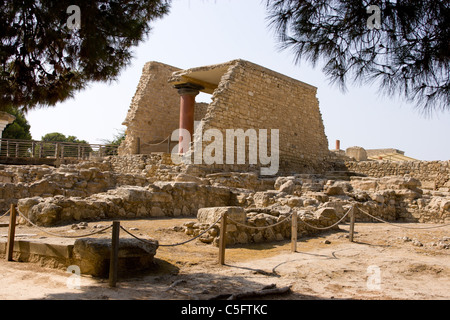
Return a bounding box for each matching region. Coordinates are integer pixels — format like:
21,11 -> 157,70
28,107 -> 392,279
0,60 -> 449,275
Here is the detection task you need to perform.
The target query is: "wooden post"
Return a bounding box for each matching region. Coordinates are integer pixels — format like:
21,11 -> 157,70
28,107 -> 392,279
6,204 -> 17,261
109,221 -> 120,287
349,206 -> 356,242
167,138 -> 171,154
291,211 -> 298,252
218,213 -> 228,265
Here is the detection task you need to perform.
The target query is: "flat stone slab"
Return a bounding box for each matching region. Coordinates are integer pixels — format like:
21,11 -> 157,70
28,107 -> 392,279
73,238 -> 159,277
0,237 -> 75,258
197,206 -> 246,225
0,237 -> 159,278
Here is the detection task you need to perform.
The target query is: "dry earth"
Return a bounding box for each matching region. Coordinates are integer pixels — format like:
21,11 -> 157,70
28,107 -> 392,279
0,215 -> 449,300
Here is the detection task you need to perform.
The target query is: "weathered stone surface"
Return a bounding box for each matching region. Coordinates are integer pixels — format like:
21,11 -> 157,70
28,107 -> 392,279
253,190 -> 280,207
73,238 -> 158,277
197,207 -> 246,225
17,182 -> 232,226
1,153 -> 449,236
344,160 -> 450,191
314,207 -> 338,221
346,147 -> 368,161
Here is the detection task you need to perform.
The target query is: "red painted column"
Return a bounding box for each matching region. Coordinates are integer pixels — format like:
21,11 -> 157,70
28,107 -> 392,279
175,84 -> 203,154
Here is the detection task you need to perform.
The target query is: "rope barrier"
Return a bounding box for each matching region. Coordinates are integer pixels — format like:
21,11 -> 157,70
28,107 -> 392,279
296,207 -> 352,231
16,208 -> 113,239
0,209 -> 10,219
357,207 -> 450,230
142,135 -> 171,147
227,212 -> 293,230
120,215 -> 224,247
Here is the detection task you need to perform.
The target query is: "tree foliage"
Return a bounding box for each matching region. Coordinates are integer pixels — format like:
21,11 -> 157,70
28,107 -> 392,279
0,0 -> 170,112
266,0 -> 450,113
2,106 -> 32,140
41,132 -> 88,144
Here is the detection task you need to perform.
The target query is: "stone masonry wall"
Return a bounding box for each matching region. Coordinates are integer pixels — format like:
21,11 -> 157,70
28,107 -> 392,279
119,63 -> 212,156
119,62 -> 181,155
344,161 -> 450,191
193,60 -> 330,175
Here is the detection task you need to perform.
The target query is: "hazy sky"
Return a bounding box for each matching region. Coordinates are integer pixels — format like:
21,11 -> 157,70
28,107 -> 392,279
26,0 -> 450,161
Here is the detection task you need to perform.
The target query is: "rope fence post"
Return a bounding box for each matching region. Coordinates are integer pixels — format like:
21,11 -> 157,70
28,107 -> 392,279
109,221 -> 121,288
291,211 -> 298,252
219,213 -> 227,265
6,204 -> 17,261
349,206 -> 356,242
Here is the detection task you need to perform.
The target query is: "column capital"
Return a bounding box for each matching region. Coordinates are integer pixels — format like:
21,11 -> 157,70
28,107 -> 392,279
174,83 -> 204,96
0,111 -> 16,125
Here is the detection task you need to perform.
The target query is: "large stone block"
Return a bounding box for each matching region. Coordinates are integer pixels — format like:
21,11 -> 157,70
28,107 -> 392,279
197,206 -> 246,225
73,238 -> 158,277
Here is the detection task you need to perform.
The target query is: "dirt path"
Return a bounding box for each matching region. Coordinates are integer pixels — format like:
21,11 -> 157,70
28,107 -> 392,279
0,216 -> 449,300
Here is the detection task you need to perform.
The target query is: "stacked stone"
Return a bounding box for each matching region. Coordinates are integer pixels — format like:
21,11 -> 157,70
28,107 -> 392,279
344,160 -> 450,191
198,60 -> 330,174
182,206 -> 341,246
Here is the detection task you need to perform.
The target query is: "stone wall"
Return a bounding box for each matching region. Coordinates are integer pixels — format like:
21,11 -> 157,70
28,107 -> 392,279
119,62 -> 181,155
2,156 -> 448,231
120,59 -> 331,175
119,62 -> 215,156
344,161 -> 450,191
191,60 -> 330,175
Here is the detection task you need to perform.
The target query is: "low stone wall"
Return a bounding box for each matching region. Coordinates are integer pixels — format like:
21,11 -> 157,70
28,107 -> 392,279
2,157 -> 449,236
184,206 -> 341,246
17,183 -> 233,226
344,161 -> 450,191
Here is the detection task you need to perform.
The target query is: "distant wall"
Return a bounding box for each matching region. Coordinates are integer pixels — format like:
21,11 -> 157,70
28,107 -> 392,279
344,160 -> 450,190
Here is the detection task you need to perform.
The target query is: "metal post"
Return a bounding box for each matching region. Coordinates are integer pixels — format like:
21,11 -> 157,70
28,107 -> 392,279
219,213 -> 228,265
109,221 -> 120,287
6,204 -> 17,261
291,211 -> 298,252
349,206 -> 356,242
54,143 -> 59,159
